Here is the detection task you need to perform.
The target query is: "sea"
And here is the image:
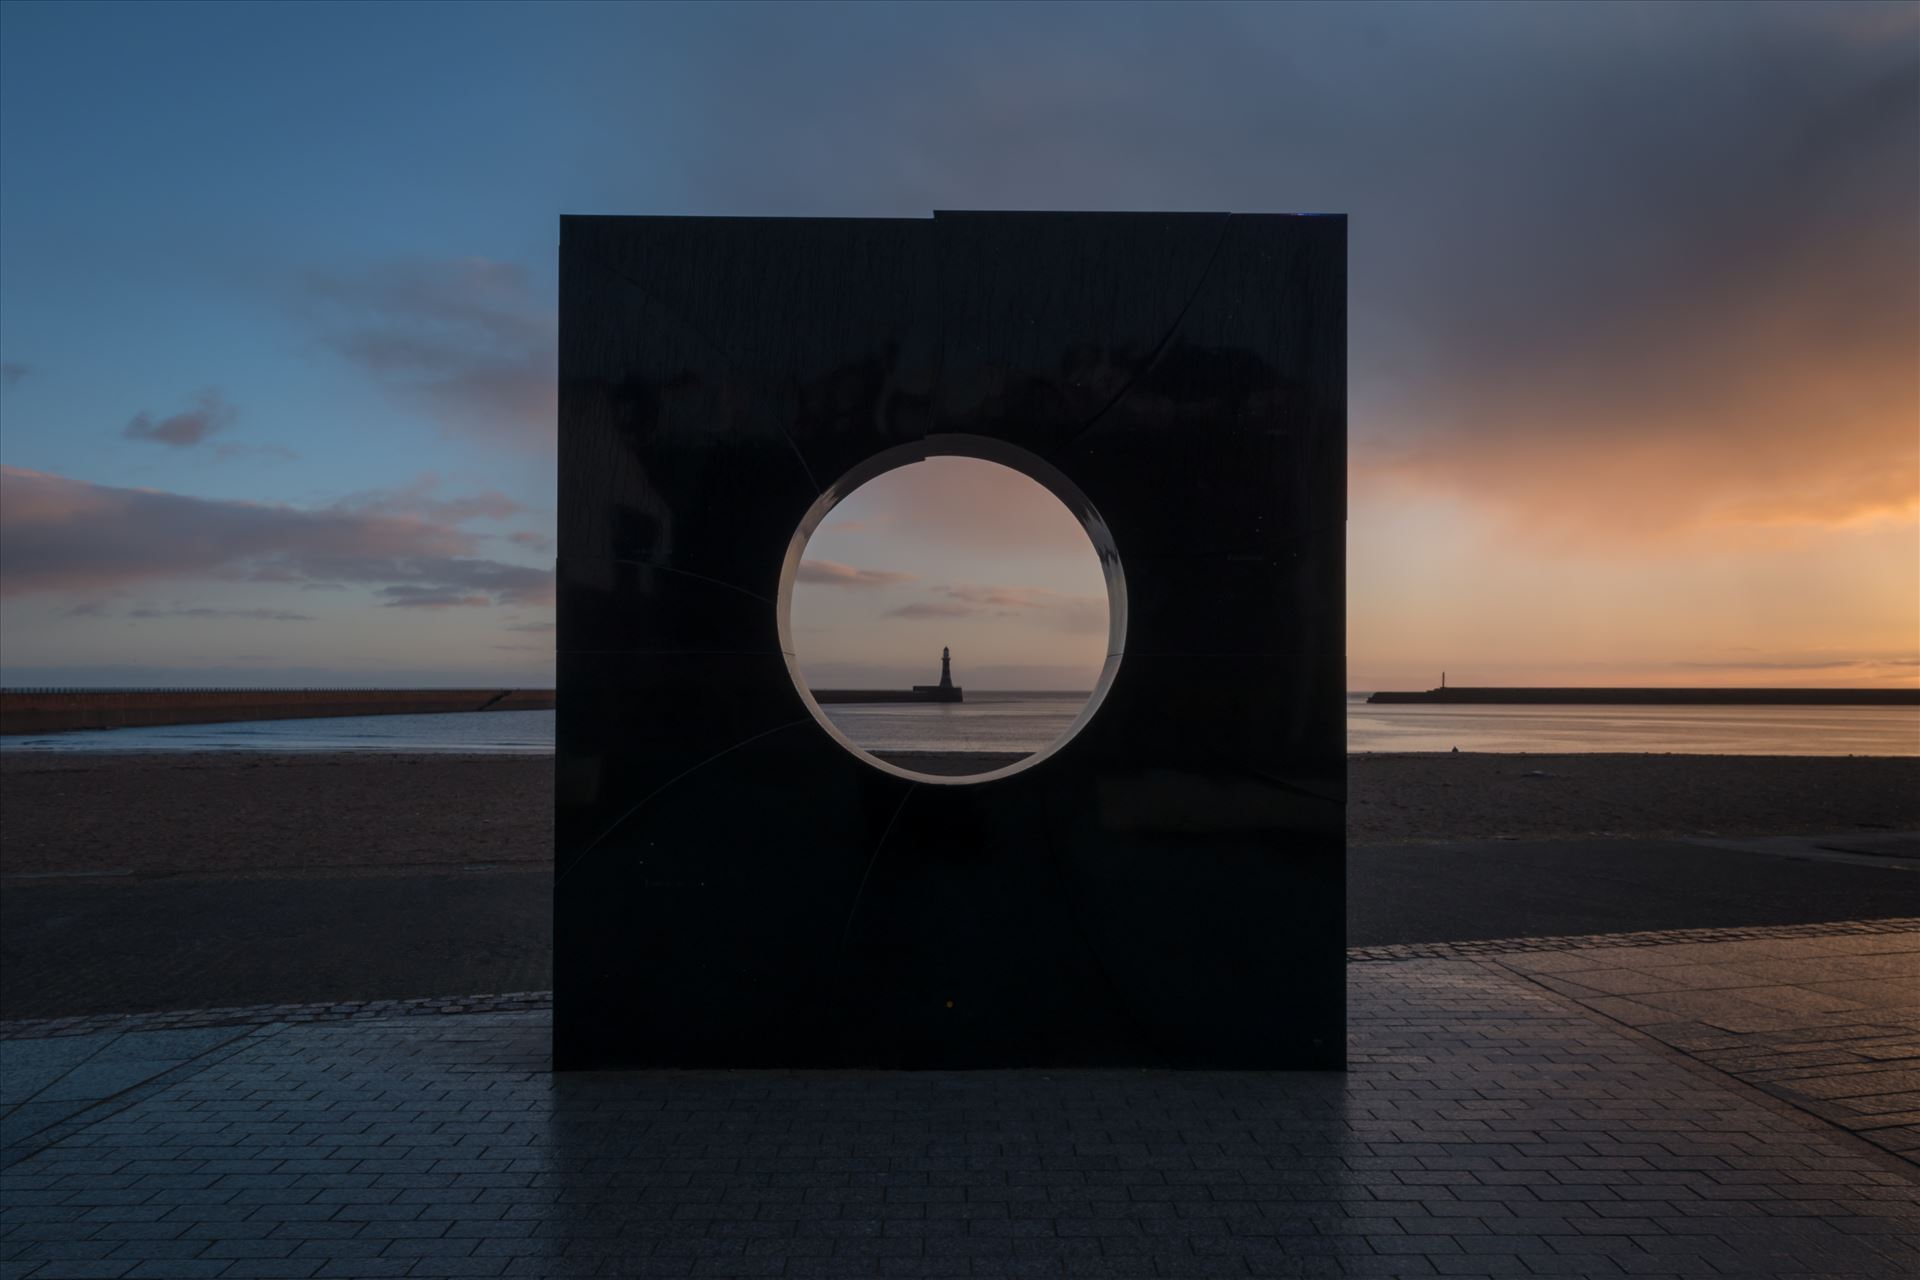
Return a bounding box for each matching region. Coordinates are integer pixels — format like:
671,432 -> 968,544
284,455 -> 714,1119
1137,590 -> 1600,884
2,691 -> 1915,756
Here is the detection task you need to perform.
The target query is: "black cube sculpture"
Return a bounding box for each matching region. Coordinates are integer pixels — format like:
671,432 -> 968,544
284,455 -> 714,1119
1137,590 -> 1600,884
556,212 -> 1345,1069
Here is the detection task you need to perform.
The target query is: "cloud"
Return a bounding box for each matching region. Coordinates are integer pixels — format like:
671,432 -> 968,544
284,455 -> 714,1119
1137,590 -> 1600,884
505,620 -> 557,633
0,662 -> 557,689
299,258 -> 555,448
946,585 -> 1107,633
0,466 -> 555,608
276,555 -> 553,606
663,4 -> 1916,545
330,476 -> 522,524
943,585 -> 1059,610
829,458 -> 1096,556
380,586 -> 492,609
1673,655 -> 1919,673
0,362 -> 28,388
795,559 -> 917,587
508,530 -> 554,552
885,601 -> 972,620
123,390 -> 236,448
885,584 -> 1109,633
128,606 -> 315,622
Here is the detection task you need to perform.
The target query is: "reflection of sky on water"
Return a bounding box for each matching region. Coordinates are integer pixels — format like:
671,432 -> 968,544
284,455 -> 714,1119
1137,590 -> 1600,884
1345,701 -> 1919,757
0,709 -> 555,754
4,703 -> 1914,758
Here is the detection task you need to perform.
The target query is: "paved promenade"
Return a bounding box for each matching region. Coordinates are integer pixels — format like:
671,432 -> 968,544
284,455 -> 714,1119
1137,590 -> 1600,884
7,833 -> 1916,1023
4,926 -> 1917,1279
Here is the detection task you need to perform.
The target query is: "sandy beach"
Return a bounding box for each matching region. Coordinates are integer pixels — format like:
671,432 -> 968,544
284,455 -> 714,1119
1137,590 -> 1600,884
4,749 -> 1915,1021
2,749 -> 1914,880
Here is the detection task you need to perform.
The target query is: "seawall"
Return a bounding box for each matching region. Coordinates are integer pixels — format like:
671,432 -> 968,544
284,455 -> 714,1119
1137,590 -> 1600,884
0,688 -> 557,735
1367,687 -> 1919,706
811,688 -> 963,705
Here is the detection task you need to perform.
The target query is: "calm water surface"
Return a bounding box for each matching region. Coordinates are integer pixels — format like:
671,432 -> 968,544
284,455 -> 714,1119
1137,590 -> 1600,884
0,709 -> 556,754
1344,698 -> 1918,756
2,695 -> 1914,756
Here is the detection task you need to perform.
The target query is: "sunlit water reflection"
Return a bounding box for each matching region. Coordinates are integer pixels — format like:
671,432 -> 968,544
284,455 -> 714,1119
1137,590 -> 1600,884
2,697 -> 1913,756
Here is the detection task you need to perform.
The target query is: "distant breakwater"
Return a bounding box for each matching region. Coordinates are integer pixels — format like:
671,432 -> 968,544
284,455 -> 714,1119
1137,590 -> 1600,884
1367,687 -> 1919,706
0,688 -> 556,735
811,689 -> 963,705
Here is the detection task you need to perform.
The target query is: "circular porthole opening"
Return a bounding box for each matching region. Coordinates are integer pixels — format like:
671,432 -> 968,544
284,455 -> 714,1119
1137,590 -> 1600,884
779,436 -> 1125,784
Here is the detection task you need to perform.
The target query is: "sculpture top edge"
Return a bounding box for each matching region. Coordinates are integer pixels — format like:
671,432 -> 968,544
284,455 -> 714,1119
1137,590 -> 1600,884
557,210 -> 1345,228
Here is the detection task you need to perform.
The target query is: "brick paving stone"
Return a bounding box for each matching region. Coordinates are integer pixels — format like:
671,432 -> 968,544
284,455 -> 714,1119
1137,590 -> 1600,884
1493,929 -> 1920,1166
1347,918 -> 1920,965
7,922 -> 1915,1044
0,960 -> 1915,1277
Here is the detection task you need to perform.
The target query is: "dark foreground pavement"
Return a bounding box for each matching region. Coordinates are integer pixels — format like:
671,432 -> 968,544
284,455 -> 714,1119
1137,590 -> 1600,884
4,943 -> 1918,1280
4,834 -> 1915,1023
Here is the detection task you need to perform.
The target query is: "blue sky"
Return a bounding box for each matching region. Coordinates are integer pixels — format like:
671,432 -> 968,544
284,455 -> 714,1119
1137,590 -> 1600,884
1,1 -> 1914,688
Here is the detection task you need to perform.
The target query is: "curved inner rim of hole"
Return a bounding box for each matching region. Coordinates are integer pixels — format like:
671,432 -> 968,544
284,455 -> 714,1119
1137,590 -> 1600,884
780,437 -> 1126,786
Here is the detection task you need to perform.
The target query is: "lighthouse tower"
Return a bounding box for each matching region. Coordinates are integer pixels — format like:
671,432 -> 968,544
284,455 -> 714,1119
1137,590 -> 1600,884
912,646 -> 964,702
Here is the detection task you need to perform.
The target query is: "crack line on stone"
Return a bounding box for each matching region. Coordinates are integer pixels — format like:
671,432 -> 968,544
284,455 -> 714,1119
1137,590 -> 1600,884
557,718 -> 812,885
578,558 -> 778,606
841,785 -> 917,949
1481,955 -> 1920,1174
1062,214 -> 1233,449
0,1025 -> 261,1171
1044,817 -> 1173,1065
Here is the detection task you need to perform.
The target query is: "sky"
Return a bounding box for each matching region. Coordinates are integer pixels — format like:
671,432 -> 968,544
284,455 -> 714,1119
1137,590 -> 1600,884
792,459 -> 1111,691
0,0 -> 1914,691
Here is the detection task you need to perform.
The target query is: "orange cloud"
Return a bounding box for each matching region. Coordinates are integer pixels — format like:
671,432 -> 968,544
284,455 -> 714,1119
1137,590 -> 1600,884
882,584 -> 1109,635
795,559 -> 917,587
1360,51 -> 1918,546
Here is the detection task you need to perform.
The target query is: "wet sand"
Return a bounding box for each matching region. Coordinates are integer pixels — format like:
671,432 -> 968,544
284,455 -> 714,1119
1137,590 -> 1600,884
1,750 -> 1914,879
4,750 -> 1914,1021
1347,751 -> 1920,845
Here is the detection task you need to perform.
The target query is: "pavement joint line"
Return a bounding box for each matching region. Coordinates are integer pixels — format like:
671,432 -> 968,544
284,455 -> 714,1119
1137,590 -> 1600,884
1480,954 -> 1920,1176
5,966 -> 1918,1279
1346,915 -> 1920,962
0,1022 -> 265,1171
0,991 -> 556,1040
5,918 -> 1917,1042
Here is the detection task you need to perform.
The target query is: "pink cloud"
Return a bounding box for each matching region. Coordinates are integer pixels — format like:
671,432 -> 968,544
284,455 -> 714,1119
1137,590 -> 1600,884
331,476 -> 523,525
380,586 -> 493,609
0,466 -> 553,607
299,258 -> 556,449
834,457 -> 1095,555
883,583 -> 1108,634
885,601 -> 972,619
128,606 -> 315,622
795,559 -> 917,587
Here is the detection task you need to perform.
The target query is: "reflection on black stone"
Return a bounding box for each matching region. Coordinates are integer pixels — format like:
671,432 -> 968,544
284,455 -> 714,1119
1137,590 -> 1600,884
557,211 -> 1345,1070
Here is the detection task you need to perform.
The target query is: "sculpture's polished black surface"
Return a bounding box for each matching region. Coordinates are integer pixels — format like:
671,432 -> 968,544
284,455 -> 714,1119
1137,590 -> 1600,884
557,212 -> 1345,1069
